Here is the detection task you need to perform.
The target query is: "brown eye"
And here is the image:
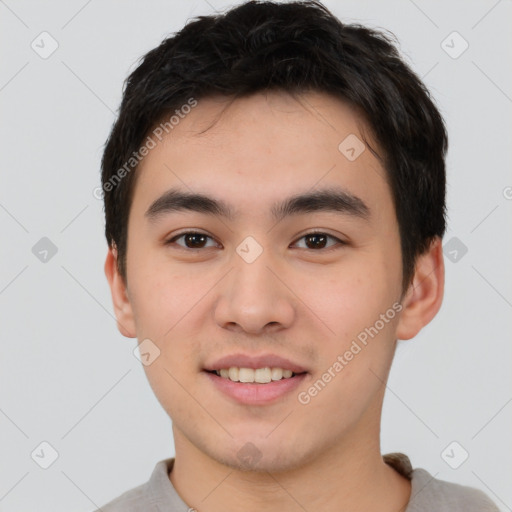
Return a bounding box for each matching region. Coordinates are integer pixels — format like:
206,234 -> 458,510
293,232 -> 344,250
305,233 -> 328,249
166,232 -> 218,249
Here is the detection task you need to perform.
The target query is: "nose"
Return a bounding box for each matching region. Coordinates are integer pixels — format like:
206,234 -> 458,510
213,251 -> 296,335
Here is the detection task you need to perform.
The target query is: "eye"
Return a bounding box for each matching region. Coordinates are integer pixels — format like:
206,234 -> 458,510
165,231 -> 219,250
292,231 -> 345,251
165,230 -> 346,251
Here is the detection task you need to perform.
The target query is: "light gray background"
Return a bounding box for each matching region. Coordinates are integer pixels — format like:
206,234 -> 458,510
1,0 -> 511,510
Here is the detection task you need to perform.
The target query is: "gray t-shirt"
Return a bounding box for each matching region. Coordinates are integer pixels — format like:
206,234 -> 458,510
93,452 -> 500,511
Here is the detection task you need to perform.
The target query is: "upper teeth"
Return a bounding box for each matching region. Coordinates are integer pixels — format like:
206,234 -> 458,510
215,367 -> 295,383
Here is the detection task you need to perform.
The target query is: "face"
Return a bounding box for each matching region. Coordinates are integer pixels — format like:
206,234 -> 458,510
108,91 -> 428,473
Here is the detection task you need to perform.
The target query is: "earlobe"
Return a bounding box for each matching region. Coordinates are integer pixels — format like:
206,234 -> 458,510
396,237 -> 445,341
104,246 -> 137,338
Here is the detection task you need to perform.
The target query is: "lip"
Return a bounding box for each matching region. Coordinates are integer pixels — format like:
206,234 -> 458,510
203,370 -> 308,405
203,353 -> 308,373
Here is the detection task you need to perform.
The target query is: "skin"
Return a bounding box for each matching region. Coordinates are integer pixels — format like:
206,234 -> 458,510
105,91 -> 444,512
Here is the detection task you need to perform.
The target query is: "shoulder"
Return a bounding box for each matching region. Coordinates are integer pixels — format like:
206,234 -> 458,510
90,458 -> 179,512
91,481 -> 149,512
383,453 -> 500,512
408,467 -> 500,512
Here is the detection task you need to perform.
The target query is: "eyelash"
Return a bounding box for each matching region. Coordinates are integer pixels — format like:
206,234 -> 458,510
164,230 -> 346,252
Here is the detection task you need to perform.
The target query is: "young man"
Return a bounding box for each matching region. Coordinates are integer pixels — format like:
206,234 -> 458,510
98,1 -> 500,510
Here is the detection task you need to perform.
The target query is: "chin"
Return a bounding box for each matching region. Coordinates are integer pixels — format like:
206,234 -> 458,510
210,436 -> 311,474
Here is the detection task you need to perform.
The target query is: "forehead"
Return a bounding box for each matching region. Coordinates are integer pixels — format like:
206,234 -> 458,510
132,91 -> 391,222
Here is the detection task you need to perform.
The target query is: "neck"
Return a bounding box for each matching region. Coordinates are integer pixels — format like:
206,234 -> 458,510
169,402 -> 411,512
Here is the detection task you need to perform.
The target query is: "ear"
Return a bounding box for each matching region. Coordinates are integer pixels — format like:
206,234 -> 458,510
396,237 -> 445,340
104,245 -> 137,338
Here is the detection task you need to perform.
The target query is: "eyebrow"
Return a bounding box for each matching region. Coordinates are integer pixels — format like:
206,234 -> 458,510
144,186 -> 370,223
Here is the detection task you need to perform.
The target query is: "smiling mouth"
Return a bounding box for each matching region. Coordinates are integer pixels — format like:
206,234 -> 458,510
205,367 -> 306,384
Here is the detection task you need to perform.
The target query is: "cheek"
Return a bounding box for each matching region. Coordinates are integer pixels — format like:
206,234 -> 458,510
145,283 -> 200,344
127,240 -> 203,337
296,269 -> 399,421
301,256 -> 401,394
128,263 -> 208,383
305,264 -> 394,339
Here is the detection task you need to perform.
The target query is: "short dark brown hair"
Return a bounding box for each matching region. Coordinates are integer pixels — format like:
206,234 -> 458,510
101,0 -> 447,292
